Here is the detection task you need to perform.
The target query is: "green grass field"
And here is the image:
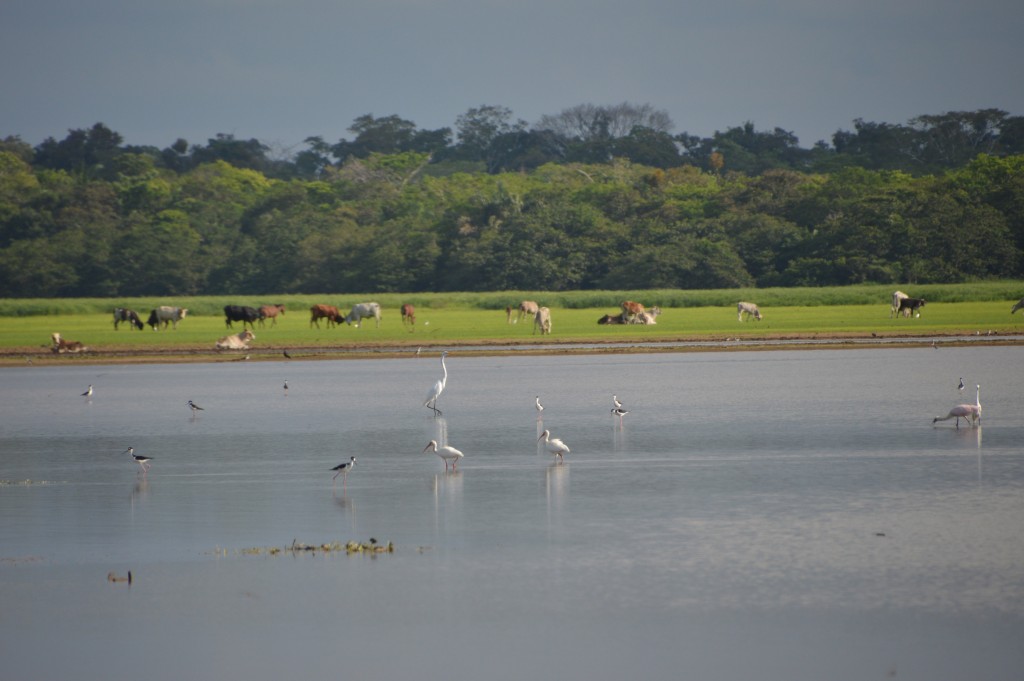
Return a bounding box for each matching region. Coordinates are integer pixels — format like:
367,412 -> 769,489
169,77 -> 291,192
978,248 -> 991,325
3,296 -> 1021,361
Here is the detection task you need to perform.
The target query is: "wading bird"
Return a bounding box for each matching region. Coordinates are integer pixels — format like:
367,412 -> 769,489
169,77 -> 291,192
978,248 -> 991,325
933,384 -> 982,429
538,429 -> 570,463
330,456 -> 356,485
81,384 -> 93,398
123,447 -> 152,476
611,407 -> 629,426
423,351 -> 449,416
958,377 -> 965,393
187,400 -> 204,415
535,396 -> 544,418
613,395 -> 624,411
423,439 -> 463,471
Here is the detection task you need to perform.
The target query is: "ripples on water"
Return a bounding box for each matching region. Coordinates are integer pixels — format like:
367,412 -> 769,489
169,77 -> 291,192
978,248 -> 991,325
2,347 -> 1023,680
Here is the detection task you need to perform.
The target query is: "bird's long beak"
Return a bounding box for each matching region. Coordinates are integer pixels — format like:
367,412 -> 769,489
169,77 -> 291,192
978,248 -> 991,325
422,444 -> 432,452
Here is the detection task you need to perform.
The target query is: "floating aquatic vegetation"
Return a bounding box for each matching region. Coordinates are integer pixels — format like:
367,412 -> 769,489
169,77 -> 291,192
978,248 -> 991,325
236,539 -> 394,557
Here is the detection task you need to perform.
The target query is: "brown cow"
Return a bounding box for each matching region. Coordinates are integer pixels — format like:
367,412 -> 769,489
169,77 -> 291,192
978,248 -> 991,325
620,300 -> 646,323
401,304 -> 416,327
258,304 -> 286,328
310,304 -> 343,328
517,300 -> 539,324
51,332 -> 88,354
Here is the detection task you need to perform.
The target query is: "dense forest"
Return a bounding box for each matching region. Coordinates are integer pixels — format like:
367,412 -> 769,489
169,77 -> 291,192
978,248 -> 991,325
1,104 -> 1023,297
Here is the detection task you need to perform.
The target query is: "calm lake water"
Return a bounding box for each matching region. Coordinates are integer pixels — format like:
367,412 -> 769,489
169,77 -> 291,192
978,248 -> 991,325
2,347 -> 1023,680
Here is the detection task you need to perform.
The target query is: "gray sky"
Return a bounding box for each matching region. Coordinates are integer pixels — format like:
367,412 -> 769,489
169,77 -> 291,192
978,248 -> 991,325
3,0 -> 1022,154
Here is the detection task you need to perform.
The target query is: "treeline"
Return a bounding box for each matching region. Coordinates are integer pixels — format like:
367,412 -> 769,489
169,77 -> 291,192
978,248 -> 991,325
1,105 -> 1023,298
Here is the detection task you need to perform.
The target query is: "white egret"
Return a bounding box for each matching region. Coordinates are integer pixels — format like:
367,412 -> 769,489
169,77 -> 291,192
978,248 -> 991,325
423,351 -> 449,416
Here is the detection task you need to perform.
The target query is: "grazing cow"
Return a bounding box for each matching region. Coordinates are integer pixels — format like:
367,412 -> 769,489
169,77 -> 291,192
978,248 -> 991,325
223,305 -> 261,329
112,307 -> 144,330
401,303 -> 416,327
50,332 -> 88,354
310,304 -> 343,328
897,297 -> 926,318
1012,298 -> 1024,314
598,313 -> 627,324
534,307 -> 552,335
637,307 -> 663,324
517,301 -> 539,323
345,302 -> 382,328
215,329 -> 255,351
620,300 -> 647,323
737,302 -> 762,321
147,306 -> 188,331
890,290 -> 910,318
258,304 -> 286,327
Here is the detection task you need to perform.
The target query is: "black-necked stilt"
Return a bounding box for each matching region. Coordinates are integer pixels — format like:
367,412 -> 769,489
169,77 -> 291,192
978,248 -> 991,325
123,447 -> 152,475
82,384 -> 93,398
187,400 -> 204,415
284,380 -> 289,393
611,407 -> 629,425
958,377 -> 965,392
538,430 -> 569,463
423,440 -> 463,471
423,351 -> 449,416
331,456 -> 356,484
613,394 -> 624,411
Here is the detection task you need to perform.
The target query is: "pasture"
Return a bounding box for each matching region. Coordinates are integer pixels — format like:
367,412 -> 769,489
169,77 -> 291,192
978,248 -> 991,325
1,286 -> 1022,364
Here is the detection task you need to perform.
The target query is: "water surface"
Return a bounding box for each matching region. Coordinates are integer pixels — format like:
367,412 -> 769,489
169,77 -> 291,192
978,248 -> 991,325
2,347 -> 1023,680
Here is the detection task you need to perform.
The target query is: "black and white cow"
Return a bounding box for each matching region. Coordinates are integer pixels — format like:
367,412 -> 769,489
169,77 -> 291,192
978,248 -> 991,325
147,306 -> 189,331
896,297 -> 926,318
113,307 -> 145,330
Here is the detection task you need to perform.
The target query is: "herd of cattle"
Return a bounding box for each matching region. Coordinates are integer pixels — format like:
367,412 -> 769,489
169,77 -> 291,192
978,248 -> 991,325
47,292 -> 1024,354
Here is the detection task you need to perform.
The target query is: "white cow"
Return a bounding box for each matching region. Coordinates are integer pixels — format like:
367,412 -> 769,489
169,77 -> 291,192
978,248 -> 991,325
637,307 -> 662,324
890,291 -> 910,318
737,302 -> 762,321
533,307 -> 552,335
345,302 -> 382,328
215,329 -> 255,350
148,306 -> 189,330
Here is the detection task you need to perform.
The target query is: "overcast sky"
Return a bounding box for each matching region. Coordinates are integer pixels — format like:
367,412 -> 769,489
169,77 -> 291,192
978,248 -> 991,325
3,0 -> 1022,154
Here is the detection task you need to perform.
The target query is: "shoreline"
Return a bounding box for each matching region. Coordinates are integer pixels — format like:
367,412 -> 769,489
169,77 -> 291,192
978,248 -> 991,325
4,331 -> 1021,366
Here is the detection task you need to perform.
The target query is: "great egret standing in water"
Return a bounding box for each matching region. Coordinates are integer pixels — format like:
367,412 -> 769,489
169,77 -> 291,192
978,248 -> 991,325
424,351 -> 449,416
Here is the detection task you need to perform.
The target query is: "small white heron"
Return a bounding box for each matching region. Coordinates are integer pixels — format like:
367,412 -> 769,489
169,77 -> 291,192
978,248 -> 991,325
187,400 -> 205,415
423,439 -> 463,471
535,396 -> 544,417
538,429 -> 570,463
613,394 -> 624,411
423,351 -> 449,416
123,447 -> 152,476
330,456 -> 356,485
81,384 -> 93,398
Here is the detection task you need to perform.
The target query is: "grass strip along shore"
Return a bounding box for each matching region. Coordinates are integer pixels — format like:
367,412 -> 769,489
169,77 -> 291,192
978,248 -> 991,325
2,283 -> 1022,365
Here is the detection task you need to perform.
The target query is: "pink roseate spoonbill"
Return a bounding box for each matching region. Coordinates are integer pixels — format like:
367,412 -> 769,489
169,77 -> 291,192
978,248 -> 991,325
330,456 -> 356,485
538,429 -> 569,463
123,447 -> 152,476
933,384 -> 982,429
423,440 -> 463,471
423,351 -> 449,416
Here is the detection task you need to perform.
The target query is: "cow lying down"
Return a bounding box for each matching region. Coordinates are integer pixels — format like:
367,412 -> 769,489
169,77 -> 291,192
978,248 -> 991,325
51,332 -> 88,354
215,329 -> 255,350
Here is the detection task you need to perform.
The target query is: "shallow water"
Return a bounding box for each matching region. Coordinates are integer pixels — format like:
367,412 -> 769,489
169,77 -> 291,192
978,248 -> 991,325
2,347 -> 1023,680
